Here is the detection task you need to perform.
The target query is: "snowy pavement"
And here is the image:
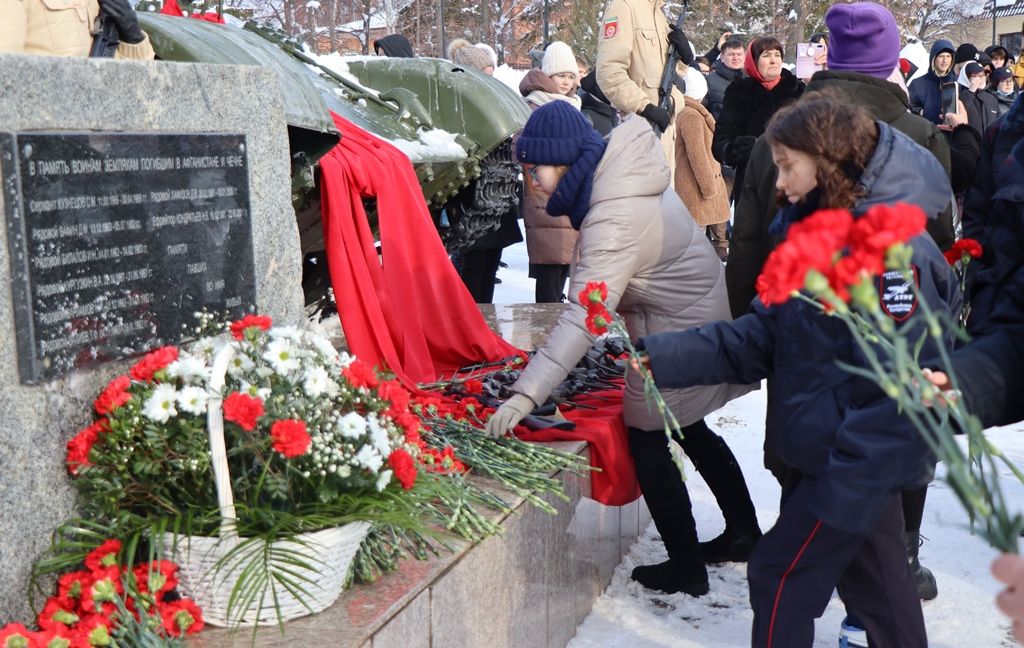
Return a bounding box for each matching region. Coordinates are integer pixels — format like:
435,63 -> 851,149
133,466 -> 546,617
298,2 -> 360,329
490,237 -> 1024,647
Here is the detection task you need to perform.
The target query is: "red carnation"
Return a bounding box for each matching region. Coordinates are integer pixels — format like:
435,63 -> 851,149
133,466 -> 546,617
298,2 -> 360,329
388,448 -> 417,490
34,628 -> 74,648
73,615 -> 112,647
133,560 -> 179,596
585,306 -> 612,335
160,598 -> 205,637
56,571 -> 92,609
270,419 -> 311,458
129,346 -> 179,382
66,420 -> 108,475
37,597 -> 80,632
94,375 -> 131,415
0,624 -> 34,648
342,360 -> 379,389
229,314 -> 272,340
84,539 -> 121,572
945,237 -> 983,265
578,281 -> 609,306
377,380 -> 410,412
462,379 -> 484,394
222,392 -> 264,431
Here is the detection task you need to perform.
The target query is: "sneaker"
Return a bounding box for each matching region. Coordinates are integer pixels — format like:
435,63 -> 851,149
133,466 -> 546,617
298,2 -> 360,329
839,617 -> 868,648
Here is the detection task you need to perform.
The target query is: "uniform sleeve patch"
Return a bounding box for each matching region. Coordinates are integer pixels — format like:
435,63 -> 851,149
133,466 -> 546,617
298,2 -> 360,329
603,17 -> 619,39
878,266 -> 920,322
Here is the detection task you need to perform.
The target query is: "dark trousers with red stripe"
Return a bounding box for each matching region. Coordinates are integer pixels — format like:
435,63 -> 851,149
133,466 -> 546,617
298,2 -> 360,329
747,475 -> 926,648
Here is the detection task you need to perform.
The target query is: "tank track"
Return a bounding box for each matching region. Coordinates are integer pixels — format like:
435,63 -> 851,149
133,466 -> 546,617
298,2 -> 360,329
437,138 -> 521,252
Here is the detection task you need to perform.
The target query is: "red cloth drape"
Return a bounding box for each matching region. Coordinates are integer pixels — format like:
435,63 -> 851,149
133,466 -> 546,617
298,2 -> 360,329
317,112 -> 640,505
517,389 -> 640,506
318,113 -> 518,386
159,0 -> 225,23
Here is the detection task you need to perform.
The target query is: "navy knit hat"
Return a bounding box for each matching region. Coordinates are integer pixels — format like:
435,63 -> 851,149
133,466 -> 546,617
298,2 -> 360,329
516,100 -> 597,165
516,101 -> 607,229
825,2 -> 900,80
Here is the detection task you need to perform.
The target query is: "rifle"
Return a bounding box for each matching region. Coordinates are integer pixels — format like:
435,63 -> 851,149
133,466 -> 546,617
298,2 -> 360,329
89,12 -> 120,58
654,0 -> 690,136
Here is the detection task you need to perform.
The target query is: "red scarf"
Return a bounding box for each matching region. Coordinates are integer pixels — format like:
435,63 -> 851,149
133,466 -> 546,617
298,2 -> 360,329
744,45 -> 783,91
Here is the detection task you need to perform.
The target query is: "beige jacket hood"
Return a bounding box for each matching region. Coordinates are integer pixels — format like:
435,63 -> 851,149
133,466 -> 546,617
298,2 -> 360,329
511,117 -> 754,429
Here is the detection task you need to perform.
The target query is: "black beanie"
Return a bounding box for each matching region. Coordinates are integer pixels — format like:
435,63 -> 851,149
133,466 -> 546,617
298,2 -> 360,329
956,43 -> 979,65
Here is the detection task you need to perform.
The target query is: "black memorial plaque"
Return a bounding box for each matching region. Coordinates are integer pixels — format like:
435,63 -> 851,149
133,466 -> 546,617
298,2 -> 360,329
0,131 -> 256,384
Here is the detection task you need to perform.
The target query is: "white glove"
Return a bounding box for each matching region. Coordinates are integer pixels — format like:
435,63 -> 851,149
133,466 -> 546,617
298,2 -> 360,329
484,393 -> 536,438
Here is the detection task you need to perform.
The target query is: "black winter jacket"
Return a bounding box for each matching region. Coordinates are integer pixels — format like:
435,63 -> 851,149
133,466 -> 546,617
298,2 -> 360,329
963,93 -> 1024,246
950,141 -> 1024,425
959,86 -> 1000,137
726,71 -> 955,319
643,124 -> 960,535
711,69 -> 803,202
703,61 -> 743,122
907,39 -> 957,124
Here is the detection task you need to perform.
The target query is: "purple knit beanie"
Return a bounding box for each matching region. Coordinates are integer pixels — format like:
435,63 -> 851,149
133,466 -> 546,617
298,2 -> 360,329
825,2 -> 901,79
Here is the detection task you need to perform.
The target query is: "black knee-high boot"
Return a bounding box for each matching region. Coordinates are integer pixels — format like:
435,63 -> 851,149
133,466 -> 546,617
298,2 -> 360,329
674,419 -> 762,563
902,486 -> 937,600
627,427 -> 709,596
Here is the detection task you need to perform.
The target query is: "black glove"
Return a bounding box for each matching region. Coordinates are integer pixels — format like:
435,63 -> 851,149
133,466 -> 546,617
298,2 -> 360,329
727,136 -> 757,163
640,104 -> 671,132
668,25 -> 694,65
98,0 -> 145,43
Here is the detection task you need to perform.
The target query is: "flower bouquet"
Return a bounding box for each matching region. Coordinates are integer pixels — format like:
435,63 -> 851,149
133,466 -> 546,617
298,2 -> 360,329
54,314 -> 481,627
754,203 -> 1024,552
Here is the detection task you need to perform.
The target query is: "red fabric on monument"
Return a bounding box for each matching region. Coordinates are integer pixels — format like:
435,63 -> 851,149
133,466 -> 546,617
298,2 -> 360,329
517,388 -> 641,506
318,112 -> 518,386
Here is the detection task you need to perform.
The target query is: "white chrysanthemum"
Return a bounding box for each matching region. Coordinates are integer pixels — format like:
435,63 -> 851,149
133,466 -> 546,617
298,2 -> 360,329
303,365 -> 336,399
336,351 -> 355,369
237,380 -> 272,401
337,412 -> 367,439
226,350 -> 255,377
355,444 -> 383,472
167,355 -> 209,384
308,333 -> 340,361
264,338 -> 300,375
269,325 -> 303,343
376,469 -> 393,491
143,384 -> 179,422
177,386 -> 209,416
368,416 -> 391,456
192,337 -> 217,360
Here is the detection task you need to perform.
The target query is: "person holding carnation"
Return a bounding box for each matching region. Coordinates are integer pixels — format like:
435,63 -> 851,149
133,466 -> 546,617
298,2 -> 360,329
636,95 -> 959,647
486,101 -> 760,596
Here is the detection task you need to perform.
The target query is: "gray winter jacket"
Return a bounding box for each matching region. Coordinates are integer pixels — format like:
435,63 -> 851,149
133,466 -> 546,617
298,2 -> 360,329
857,120 -> 952,217
510,116 -> 754,429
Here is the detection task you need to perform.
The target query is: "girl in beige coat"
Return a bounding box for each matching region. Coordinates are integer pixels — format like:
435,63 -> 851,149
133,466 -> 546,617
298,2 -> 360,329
674,95 -> 731,260
487,102 -> 760,596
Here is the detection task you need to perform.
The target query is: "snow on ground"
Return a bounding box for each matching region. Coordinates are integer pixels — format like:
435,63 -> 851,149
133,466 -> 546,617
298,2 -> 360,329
568,386 -> 1024,648
492,246 -> 1024,646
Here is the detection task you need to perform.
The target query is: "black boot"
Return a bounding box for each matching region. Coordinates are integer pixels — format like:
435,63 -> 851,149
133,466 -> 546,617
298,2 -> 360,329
627,428 -> 709,596
904,531 -> 938,600
676,420 -> 762,563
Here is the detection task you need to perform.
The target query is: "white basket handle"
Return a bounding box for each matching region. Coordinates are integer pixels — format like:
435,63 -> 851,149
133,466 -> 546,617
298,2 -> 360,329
208,344 -> 239,542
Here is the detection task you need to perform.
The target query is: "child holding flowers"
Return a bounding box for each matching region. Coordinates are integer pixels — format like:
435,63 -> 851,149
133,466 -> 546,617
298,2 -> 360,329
486,101 -> 759,596
638,95 -> 959,647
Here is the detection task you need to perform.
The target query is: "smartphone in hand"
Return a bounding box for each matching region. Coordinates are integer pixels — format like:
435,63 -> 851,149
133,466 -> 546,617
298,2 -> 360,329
941,82 -> 958,117
796,42 -> 825,79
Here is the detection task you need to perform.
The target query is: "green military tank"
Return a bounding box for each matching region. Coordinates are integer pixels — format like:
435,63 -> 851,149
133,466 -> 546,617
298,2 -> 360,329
137,14 -> 530,305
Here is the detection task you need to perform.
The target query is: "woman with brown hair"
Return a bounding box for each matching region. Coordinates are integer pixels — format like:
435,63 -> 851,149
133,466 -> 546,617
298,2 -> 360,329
711,36 -> 803,202
637,94 -> 958,647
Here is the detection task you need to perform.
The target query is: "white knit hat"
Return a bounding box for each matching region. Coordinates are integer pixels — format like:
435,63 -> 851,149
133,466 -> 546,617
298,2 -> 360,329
542,41 -> 577,77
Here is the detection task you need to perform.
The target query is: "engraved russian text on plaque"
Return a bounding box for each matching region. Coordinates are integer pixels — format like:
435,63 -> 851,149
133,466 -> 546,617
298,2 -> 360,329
0,132 -> 257,383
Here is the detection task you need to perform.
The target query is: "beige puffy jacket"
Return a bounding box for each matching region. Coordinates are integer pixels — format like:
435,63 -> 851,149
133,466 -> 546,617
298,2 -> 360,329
674,97 -> 730,226
0,0 -> 155,59
595,0 -> 683,169
510,116 -> 754,429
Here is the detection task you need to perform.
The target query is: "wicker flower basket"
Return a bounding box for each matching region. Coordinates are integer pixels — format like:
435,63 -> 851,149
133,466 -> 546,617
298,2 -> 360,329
161,345 -> 370,627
